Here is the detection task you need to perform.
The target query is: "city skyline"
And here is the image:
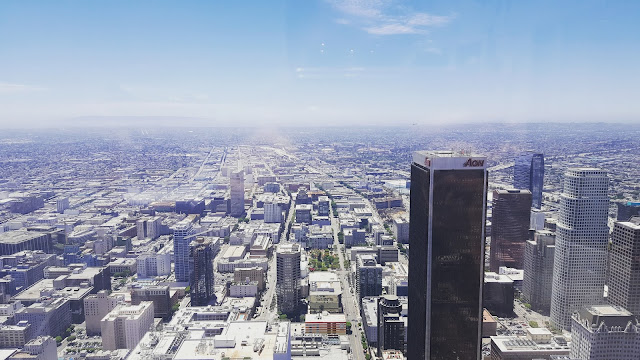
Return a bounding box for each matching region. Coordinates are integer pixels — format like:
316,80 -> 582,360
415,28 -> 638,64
2,0 -> 640,127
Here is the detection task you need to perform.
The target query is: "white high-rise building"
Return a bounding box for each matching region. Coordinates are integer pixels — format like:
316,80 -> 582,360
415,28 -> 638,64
101,301 -> 154,350
264,202 -> 283,223
571,305 -> 640,360
550,168 -> 609,330
173,216 -> 197,282
230,169 -> 245,217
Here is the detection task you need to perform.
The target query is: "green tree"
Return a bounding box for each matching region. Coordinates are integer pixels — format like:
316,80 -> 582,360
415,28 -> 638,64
529,321 -> 539,328
55,336 -> 62,344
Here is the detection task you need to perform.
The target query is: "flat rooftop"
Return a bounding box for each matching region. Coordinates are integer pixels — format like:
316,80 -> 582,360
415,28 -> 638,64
306,312 -> 347,323
0,231 -> 46,244
13,279 -> 93,302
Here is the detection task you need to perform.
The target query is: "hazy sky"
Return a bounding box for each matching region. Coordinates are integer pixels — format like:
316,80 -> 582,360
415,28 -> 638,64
1,0 -> 639,127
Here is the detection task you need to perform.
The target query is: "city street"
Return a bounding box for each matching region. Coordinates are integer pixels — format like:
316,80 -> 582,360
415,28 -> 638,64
332,214 -> 367,360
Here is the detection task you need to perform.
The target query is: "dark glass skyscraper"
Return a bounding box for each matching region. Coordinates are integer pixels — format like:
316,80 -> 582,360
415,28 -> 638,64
513,152 -> 544,209
490,189 -> 532,272
189,237 -> 215,306
408,151 -> 487,360
377,295 -> 405,356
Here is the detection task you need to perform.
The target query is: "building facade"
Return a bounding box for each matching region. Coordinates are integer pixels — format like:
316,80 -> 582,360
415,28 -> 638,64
408,151 -> 487,360
189,238 -> 215,306
172,216 -> 197,282
130,286 -> 172,319
571,305 -> 640,360
356,254 -> 382,299
607,218 -> 640,315
101,302 -> 154,350
377,295 -> 405,356
616,201 -> 640,221
276,243 -> 301,315
513,152 -> 544,209
490,189 -> 532,272
84,290 -> 121,335
550,168 -> 609,330
523,230 -> 556,314
230,169 -> 245,217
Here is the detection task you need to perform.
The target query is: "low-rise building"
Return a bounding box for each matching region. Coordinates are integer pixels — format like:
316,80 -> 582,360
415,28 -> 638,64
108,258 -> 137,276
233,267 -> 265,291
14,298 -> 71,341
0,322 -> 30,348
484,272 -> 514,317
490,331 -> 571,360
305,312 -> 347,335
308,272 -> 342,313
7,336 -> 57,360
130,286 -> 172,319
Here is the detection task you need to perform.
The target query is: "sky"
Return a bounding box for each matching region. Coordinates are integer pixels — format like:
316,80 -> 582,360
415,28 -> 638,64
1,0 -> 639,127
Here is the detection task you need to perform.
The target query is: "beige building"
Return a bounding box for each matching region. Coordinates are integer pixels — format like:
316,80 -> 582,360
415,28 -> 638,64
0,322 -> 30,348
101,301 -> 154,350
84,290 -> 121,335
233,267 -> 265,290
308,271 -> 342,313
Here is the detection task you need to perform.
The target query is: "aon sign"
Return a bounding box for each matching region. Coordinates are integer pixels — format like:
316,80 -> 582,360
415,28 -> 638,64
463,158 -> 484,167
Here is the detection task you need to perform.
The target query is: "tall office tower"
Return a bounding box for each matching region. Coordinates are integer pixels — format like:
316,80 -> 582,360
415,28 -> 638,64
377,295 -> 405,357
616,201 -> 640,221
607,218 -> 640,315
56,197 -> 69,214
490,189 -> 532,272
571,305 -> 640,360
264,202 -> 283,223
276,243 -> 301,315
408,151 -> 487,360
356,254 -> 383,299
173,216 -> 197,282
513,152 -> 544,209
230,169 -> 245,217
550,168 -> 609,330
523,230 -> 556,314
189,237 -> 215,306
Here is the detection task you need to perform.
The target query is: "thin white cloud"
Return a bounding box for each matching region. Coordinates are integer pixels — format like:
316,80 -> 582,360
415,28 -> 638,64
407,13 -> 452,27
366,23 -> 424,35
326,0 -> 454,36
328,0 -> 388,18
0,82 -> 46,94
